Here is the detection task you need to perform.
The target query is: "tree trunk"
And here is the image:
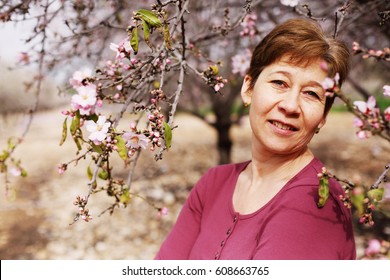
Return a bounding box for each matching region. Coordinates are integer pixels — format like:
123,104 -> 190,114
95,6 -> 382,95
214,120 -> 232,165
211,79 -> 243,165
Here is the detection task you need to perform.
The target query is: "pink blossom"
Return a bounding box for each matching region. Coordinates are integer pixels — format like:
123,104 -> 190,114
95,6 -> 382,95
96,99 -> 103,108
110,43 -> 125,59
214,83 -> 222,92
158,207 -> 169,217
353,117 -> 364,128
383,85 -> 390,97
85,116 -> 111,144
320,61 -> 328,71
384,106 -> 390,121
353,96 -> 376,114
240,14 -> 257,37
69,68 -> 92,88
110,39 -> 131,59
57,164 -> 67,174
321,73 -> 340,96
352,42 -> 360,52
280,0 -> 299,7
122,131 -> 149,149
80,209 -> 93,222
17,52 -> 30,64
334,73 -> 340,84
129,122 -> 137,130
231,49 -> 251,76
71,84 -> 97,115
321,77 -> 335,91
356,130 -> 371,139
384,183 -> 390,200
9,167 -> 22,177
130,58 -> 138,65
365,239 -> 381,256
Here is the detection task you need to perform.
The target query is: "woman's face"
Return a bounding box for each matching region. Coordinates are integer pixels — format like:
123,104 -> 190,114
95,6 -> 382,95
241,56 -> 328,157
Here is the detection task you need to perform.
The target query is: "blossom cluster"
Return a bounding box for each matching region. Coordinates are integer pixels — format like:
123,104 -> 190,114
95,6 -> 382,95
86,116 -> 111,145
362,239 -> 390,259
352,85 -> 390,139
321,73 -> 340,98
73,195 -> 92,222
202,65 -> 228,93
352,42 -> 390,61
110,39 -> 132,60
57,34 -> 177,221
157,206 -> 169,217
231,48 -> 251,77
240,14 -> 257,38
68,68 -> 99,116
130,89 -> 168,156
339,185 -> 377,226
280,0 -> 299,7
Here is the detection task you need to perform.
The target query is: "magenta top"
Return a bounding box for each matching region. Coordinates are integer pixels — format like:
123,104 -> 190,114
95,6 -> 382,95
155,158 -> 356,260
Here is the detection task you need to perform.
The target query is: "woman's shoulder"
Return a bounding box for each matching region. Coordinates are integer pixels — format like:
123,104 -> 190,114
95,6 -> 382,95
289,157 -> 344,192
205,160 -> 251,177
197,161 -> 250,192
280,157 -> 349,216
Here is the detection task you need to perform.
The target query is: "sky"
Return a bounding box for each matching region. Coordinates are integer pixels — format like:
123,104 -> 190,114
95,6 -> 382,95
0,21 -> 31,65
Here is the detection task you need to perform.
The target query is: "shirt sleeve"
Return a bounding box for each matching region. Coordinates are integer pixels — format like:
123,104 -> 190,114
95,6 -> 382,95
154,171 -> 208,260
252,182 -> 356,260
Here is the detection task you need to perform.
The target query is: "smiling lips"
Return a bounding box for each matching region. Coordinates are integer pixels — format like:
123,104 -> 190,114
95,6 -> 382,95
269,120 -> 298,131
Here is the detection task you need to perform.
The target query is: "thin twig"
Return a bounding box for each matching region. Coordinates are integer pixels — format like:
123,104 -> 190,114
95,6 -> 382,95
126,149 -> 142,188
371,164 -> 390,190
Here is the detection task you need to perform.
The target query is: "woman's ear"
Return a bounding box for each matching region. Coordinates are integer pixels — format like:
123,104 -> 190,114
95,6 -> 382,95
241,75 -> 253,106
315,117 -> 327,134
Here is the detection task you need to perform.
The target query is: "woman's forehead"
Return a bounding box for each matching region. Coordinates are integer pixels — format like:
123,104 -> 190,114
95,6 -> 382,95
272,55 -> 325,69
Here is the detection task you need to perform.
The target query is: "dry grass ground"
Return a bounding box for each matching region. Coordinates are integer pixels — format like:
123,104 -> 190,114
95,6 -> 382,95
0,108 -> 389,259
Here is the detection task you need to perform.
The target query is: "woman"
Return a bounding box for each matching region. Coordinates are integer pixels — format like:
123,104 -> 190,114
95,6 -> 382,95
155,18 -> 356,260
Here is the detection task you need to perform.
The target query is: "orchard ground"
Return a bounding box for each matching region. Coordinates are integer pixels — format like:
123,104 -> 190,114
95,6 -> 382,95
0,107 -> 389,259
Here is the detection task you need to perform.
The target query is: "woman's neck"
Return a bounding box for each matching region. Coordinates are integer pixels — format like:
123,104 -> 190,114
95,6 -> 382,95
249,143 -> 314,182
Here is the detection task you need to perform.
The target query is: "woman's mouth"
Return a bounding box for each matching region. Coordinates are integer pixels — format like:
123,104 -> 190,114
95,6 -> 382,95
269,120 -> 298,131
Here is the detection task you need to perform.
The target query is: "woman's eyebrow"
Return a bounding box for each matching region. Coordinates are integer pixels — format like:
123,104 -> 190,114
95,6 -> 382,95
268,70 -> 291,77
304,80 -> 324,88
269,70 -> 324,88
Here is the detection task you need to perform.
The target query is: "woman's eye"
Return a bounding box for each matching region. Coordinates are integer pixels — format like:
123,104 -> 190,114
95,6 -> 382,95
271,80 -> 286,87
305,91 -> 320,99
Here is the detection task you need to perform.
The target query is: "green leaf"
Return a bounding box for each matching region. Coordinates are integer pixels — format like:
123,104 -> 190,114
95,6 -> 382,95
115,136 -> 127,161
73,136 -> 82,151
87,166 -> 93,180
130,26 -> 139,54
7,138 -> 16,150
88,114 -> 98,122
368,188 -> 384,201
351,193 -> 365,215
317,175 -> 329,208
142,19 -> 152,49
120,189 -> 131,205
0,162 -> 6,173
0,150 -> 9,162
163,23 -> 173,50
91,143 -> 103,154
98,170 -> 109,180
209,65 -> 219,75
163,122 -> 172,150
135,9 -> 162,27
70,112 -> 80,136
20,169 -> 27,177
59,117 -> 68,146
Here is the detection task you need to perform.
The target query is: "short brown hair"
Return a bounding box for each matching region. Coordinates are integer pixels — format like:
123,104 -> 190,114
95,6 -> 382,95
246,18 -> 350,115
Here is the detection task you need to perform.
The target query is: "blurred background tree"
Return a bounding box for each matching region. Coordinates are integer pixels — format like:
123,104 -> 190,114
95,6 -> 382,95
0,0 -> 389,259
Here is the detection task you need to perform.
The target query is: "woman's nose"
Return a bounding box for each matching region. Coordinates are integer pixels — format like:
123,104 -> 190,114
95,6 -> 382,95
277,90 -> 300,116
